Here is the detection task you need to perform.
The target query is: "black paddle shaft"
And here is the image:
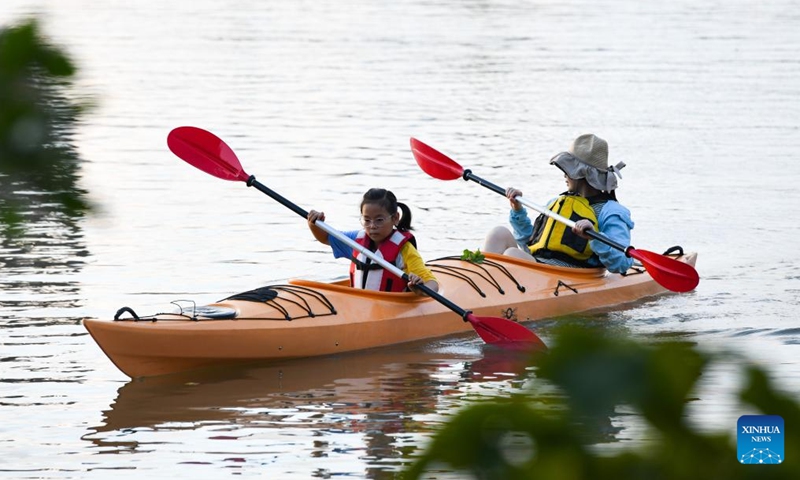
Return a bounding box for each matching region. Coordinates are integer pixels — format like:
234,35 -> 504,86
413,283 -> 471,321
245,175 -> 473,321
247,175 -> 309,218
462,169 -> 631,255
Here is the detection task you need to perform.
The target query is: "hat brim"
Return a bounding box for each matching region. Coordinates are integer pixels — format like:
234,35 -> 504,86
551,152 -> 585,178
550,152 -> 617,191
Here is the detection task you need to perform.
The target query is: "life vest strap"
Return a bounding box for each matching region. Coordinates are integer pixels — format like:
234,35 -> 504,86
533,249 -> 596,268
351,257 -> 384,271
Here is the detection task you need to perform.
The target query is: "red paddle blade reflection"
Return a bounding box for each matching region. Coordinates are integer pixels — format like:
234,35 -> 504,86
466,313 -> 547,350
168,126 -> 250,182
410,138 -> 465,181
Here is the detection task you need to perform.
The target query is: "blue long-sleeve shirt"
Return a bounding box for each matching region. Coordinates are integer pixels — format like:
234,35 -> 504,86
509,200 -> 635,273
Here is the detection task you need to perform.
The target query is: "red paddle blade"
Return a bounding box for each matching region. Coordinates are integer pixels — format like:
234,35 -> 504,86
466,313 -> 547,349
168,126 -> 250,182
629,248 -> 699,293
410,138 -> 465,181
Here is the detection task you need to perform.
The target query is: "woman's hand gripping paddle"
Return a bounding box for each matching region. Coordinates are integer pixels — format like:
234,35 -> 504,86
167,126 -> 545,348
409,138 -> 699,293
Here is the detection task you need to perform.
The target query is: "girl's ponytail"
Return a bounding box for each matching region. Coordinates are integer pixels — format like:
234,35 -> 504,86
396,202 -> 413,231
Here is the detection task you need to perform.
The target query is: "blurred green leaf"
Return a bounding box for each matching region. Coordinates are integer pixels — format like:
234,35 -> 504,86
1,18 -> 90,239
404,327 -> 799,479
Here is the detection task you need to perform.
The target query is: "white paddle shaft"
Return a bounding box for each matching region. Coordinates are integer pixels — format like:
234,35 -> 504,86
513,195 -> 577,228
314,220 -> 408,280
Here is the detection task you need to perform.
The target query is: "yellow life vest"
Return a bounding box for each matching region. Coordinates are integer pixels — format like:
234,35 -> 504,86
528,193 -> 598,265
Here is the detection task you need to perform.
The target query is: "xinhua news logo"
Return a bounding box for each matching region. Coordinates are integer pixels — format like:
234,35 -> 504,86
737,415 -> 784,465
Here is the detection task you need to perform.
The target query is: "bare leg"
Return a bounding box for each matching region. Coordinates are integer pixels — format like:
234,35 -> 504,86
484,226 -> 521,254
503,247 -> 534,260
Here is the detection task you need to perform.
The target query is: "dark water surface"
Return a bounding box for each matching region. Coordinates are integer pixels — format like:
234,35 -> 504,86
2,0 -> 799,478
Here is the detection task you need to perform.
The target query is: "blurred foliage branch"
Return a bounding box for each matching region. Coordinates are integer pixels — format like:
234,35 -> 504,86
1,18 -> 91,238
404,327 -> 799,479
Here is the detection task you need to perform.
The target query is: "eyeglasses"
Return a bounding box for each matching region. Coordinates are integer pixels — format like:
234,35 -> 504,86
359,216 -> 389,228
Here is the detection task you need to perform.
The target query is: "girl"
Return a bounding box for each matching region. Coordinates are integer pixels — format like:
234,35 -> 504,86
307,188 -> 439,293
483,133 -> 635,274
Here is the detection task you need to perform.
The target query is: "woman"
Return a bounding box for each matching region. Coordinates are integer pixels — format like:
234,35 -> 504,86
483,133 -> 634,273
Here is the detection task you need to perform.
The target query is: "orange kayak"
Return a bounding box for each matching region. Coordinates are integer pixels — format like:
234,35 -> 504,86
83,251 -> 697,378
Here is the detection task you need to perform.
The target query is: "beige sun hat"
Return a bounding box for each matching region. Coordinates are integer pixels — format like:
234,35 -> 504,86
550,133 -> 626,191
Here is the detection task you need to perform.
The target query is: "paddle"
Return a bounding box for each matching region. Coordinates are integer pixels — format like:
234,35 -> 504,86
167,126 -> 545,348
409,138 -> 700,293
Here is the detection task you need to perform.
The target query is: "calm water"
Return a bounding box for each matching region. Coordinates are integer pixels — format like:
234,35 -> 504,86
2,0 -> 800,477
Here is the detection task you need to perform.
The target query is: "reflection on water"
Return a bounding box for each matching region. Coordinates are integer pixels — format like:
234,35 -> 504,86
0,212 -> 87,323
80,341 -> 631,476
82,344 -> 537,474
